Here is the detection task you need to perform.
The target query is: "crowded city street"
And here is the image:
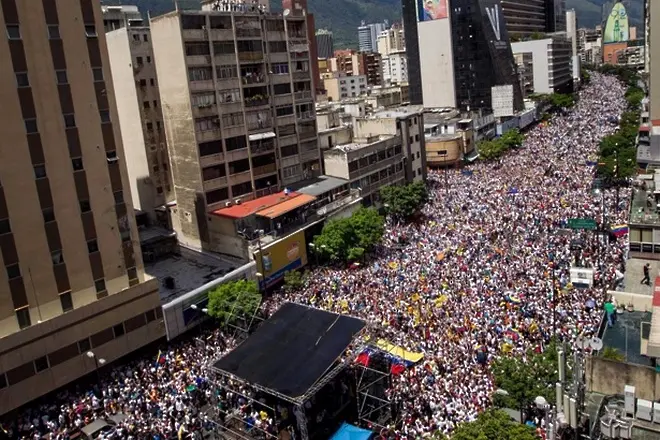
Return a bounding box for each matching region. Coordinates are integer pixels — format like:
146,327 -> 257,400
1,72 -> 633,439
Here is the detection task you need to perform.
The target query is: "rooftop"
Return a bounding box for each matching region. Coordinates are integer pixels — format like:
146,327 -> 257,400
331,134 -> 395,153
629,176 -> 660,226
255,193 -> 317,219
210,191 -> 301,219
427,133 -> 462,141
145,247 -> 240,303
369,105 -> 424,119
601,310 -> 653,366
290,175 -> 349,196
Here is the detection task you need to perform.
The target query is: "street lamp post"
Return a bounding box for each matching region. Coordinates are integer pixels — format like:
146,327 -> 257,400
86,351 -> 106,384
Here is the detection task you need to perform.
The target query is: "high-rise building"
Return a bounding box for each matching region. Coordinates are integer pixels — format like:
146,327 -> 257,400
150,6 -> 320,250
282,0 -> 321,97
0,0 -> 160,414
377,25 -> 406,86
377,25 -> 405,55
511,35 -> 573,95
107,27 -> 174,218
405,0 -> 523,111
400,0 -> 422,104
649,0 -> 660,126
101,4 -> 144,32
358,21 -> 387,52
499,0 -> 565,37
316,29 -> 334,59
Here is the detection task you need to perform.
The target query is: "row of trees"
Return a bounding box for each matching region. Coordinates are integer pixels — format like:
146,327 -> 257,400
435,410 -> 537,440
529,92 -> 576,110
478,128 -> 525,161
594,66 -> 643,180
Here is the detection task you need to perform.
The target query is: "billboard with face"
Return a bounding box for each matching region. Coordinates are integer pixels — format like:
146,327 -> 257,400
417,0 -> 448,21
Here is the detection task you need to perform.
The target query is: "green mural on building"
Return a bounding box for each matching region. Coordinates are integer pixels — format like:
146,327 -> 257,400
603,2 -> 630,43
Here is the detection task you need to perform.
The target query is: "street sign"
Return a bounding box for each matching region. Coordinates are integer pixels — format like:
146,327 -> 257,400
568,218 -> 597,230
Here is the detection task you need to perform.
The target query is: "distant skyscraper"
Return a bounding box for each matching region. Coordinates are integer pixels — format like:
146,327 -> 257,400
358,21 -> 387,52
499,0 -> 565,37
316,29 -> 334,59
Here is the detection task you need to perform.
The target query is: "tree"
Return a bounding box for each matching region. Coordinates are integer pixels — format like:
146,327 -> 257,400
501,128 -> 524,149
381,181 -> 429,219
625,86 -> 644,110
478,139 -> 507,161
492,340 -> 564,415
313,207 -> 384,262
548,93 -> 575,109
283,270 -> 307,293
207,279 -> 261,324
602,347 -> 625,362
451,410 -> 537,440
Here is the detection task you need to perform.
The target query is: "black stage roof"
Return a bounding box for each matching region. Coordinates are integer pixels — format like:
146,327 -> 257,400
212,302 -> 366,399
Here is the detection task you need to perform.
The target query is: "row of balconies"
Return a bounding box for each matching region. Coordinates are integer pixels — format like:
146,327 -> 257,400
202,162 -> 278,193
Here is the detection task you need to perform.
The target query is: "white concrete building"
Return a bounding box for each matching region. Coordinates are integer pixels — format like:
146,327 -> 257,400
358,21 -> 387,52
377,26 -> 407,86
511,36 -> 573,95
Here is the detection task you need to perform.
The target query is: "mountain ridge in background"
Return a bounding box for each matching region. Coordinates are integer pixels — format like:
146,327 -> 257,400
104,0 -> 644,49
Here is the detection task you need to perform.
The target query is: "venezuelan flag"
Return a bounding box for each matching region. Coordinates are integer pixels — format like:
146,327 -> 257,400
611,224 -> 629,237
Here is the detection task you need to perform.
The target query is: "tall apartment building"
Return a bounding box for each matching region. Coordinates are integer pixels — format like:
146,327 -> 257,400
400,0 -> 422,104
377,25 -> 405,55
315,28 -> 333,59
150,7 -> 320,251
107,27 -> 174,219
330,50 -> 382,86
101,4 -> 144,32
0,0 -> 160,414
377,25 -> 406,86
323,73 -> 368,100
511,36 -> 573,95
358,21 -> 387,52
649,0 -> 660,127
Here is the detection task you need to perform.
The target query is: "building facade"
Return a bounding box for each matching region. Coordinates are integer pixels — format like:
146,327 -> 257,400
151,7 -> 320,251
323,73 -> 368,100
0,0 -> 161,414
315,28 -> 333,59
500,0 -> 565,37
377,25 -> 406,86
357,21 -> 386,53
511,36 -> 573,95
400,0 -> 422,104
107,27 -> 174,218
101,4 -> 143,32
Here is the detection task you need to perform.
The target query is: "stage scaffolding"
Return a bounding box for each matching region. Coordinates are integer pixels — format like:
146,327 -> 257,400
206,317 -> 396,440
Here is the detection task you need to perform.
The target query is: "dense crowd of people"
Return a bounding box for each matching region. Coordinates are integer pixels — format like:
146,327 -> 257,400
1,72 -> 632,439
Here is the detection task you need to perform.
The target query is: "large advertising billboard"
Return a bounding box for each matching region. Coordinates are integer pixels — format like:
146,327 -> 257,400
603,2 -> 629,44
255,230 -> 308,288
417,0 -> 448,21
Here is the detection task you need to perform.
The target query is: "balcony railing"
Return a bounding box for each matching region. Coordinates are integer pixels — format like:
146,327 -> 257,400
239,51 -> 264,62
245,97 -> 269,107
250,141 -> 275,155
289,43 -> 309,52
290,51 -> 309,60
292,70 -> 310,80
317,189 -> 361,216
236,28 -> 261,38
253,163 -> 277,176
294,90 -> 312,100
298,129 -> 316,140
242,73 -> 266,85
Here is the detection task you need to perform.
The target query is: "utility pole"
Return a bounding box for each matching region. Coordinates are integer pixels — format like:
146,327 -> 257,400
615,149 -> 620,213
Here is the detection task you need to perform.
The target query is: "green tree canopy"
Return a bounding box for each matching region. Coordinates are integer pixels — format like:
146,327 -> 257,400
283,269 -> 308,293
478,129 -> 526,162
313,207 -> 384,262
491,340 -> 564,411
207,279 -> 261,324
381,181 -> 429,219
451,410 -> 537,440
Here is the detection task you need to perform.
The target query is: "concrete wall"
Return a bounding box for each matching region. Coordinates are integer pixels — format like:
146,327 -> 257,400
649,0 -> 660,124
418,18 -> 455,108
106,28 -> 154,213
511,39 -> 552,94
587,356 -> 660,401
323,151 -> 350,180
151,14 -> 203,250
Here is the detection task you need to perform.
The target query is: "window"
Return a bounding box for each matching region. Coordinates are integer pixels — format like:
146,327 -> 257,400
219,88 -> 240,103
185,42 -> 210,56
100,109 -> 110,123
56,70 -> 68,84
51,250 -> 64,265
150,78 -> 155,86
114,190 -> 124,204
272,63 -> 289,74
95,278 -> 106,293
153,100 -> 158,108
195,117 -> 219,132
0,218 -> 9,235
268,41 -> 286,53
16,72 -> 29,87
79,200 -> 91,213
42,208 -> 55,223
63,113 -> 76,128
77,338 -> 90,353
136,56 -> 143,65
84,25 -> 97,37
276,105 -> 293,117
156,186 -> 163,194
34,164 -> 46,179
127,267 -> 138,281
106,150 -> 118,162
418,167 -> 422,175
143,34 -> 149,42
87,239 -> 98,254
132,33 -> 140,41
188,67 -> 212,81
112,323 -> 125,338
216,65 -> 237,79
25,118 -> 38,134
34,356 -> 49,373
143,101 -> 150,109
146,56 -> 151,63
0,374 -> 6,389
415,134 -> 420,142
282,164 -> 301,179
47,25 -> 60,39
221,113 -> 243,128
192,93 -> 216,108
6,25 -> 20,40
6,263 -> 20,279
16,308 -> 31,329
71,157 -> 83,171
145,309 -> 156,323
213,41 -> 234,54
92,67 -> 103,82
146,122 -> 153,131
